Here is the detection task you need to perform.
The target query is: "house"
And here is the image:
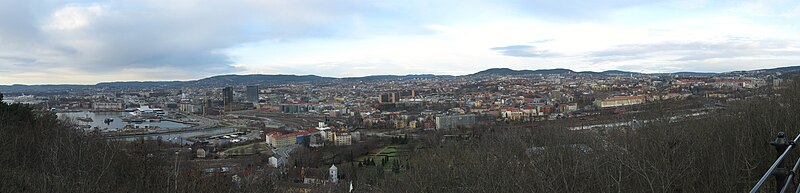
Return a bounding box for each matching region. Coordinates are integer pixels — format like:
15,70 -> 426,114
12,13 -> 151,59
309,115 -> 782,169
268,156 -> 278,168
196,148 -> 206,158
288,167 -> 329,185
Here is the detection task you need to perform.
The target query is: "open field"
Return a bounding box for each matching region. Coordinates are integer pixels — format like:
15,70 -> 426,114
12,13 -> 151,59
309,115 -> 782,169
355,145 -> 410,172
223,142 -> 270,155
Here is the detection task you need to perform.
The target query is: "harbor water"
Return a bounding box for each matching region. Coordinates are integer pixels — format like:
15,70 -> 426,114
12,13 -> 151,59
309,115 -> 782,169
57,111 -> 190,131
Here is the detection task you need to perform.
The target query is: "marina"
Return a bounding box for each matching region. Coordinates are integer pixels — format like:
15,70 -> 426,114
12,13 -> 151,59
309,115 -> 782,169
57,111 -> 190,131
113,127 -> 236,145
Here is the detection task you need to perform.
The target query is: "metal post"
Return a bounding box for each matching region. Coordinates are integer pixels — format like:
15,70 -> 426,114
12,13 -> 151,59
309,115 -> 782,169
772,132 -> 790,193
175,150 -> 180,192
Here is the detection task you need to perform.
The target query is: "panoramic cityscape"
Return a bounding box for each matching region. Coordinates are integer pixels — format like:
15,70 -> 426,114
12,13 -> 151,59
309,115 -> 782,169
2,0 -> 800,193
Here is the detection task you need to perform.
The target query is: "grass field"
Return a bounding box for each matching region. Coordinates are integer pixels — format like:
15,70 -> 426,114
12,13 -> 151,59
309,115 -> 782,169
223,142 -> 269,155
355,145 -> 409,171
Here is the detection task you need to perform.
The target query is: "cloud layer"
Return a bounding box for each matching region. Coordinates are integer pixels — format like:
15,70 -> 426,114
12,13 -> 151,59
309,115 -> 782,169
0,0 -> 799,84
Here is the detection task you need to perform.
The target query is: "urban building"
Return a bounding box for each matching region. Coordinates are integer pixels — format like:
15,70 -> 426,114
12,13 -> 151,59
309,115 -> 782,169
92,102 -> 124,110
266,132 -> 297,148
333,133 -> 352,146
280,103 -> 310,113
379,93 -> 397,103
594,96 -> 646,108
222,87 -> 233,109
329,165 -> 338,183
178,102 -> 200,113
435,114 -> 476,129
246,85 -> 259,103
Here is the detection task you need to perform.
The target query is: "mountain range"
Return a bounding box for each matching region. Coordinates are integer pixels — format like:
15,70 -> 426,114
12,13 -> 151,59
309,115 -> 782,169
2,66 -> 799,93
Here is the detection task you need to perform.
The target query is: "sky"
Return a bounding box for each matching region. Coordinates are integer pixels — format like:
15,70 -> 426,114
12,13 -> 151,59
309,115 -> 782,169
1,0 -> 799,84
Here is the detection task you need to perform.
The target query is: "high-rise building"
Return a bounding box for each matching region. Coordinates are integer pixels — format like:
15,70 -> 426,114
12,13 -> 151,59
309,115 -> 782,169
246,85 -> 259,103
379,93 -> 397,103
435,114 -> 476,130
222,87 -> 233,110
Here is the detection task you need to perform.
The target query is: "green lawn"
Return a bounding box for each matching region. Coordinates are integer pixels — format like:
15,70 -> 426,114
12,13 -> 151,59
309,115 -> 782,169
223,142 -> 269,155
188,131 -> 240,139
355,145 -> 409,172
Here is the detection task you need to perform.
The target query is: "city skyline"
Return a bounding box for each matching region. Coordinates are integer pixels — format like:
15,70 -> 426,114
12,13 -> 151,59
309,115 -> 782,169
2,0 -> 800,84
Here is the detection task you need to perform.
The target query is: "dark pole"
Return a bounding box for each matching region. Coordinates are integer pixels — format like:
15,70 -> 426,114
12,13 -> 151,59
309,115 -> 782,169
771,132 -> 790,193
174,150 -> 180,192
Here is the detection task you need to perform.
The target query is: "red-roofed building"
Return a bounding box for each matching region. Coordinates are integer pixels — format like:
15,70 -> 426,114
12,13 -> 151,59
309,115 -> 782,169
594,96 -> 646,108
712,79 -> 753,88
266,132 -> 297,148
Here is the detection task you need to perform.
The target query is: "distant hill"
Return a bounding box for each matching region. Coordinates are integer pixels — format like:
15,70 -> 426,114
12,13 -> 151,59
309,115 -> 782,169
342,74 -> 453,81
471,68 -> 575,76
191,74 -> 333,86
94,74 -> 454,88
95,74 -> 334,88
668,72 -> 718,76
472,68 -> 648,76
761,66 -> 800,73
471,65 -> 800,77
0,74 -> 451,92
0,84 -> 89,93
95,81 -> 185,87
2,65 -> 799,92
600,70 -> 642,75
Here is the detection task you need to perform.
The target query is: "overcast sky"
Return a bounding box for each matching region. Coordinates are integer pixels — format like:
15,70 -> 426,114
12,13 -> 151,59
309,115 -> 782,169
1,0 -> 799,84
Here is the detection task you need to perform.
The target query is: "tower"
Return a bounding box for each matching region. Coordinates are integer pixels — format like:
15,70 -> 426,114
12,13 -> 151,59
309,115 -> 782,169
329,164 -> 338,183
222,87 -> 233,111
246,85 -> 259,103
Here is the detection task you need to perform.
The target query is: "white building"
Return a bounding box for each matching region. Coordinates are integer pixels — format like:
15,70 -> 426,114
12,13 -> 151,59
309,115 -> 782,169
93,102 -> 124,110
329,164 -> 338,183
333,133 -> 352,146
130,106 -> 167,117
268,156 -> 278,168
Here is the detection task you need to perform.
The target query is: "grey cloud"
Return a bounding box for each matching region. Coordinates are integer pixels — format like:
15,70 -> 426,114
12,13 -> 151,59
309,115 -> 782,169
0,56 -> 37,64
491,45 -> 559,58
588,38 -> 800,72
0,0 -> 389,82
590,39 -> 799,63
614,59 -> 800,73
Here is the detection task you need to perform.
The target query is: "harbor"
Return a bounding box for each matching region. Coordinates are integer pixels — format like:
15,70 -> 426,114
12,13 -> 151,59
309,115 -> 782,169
57,111 -> 190,131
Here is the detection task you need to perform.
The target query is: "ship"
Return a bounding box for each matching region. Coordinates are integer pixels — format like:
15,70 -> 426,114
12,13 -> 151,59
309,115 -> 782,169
129,106 -> 167,117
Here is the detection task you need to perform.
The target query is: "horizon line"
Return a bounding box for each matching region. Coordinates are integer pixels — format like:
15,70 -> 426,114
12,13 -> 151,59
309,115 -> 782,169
2,65 -> 797,86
